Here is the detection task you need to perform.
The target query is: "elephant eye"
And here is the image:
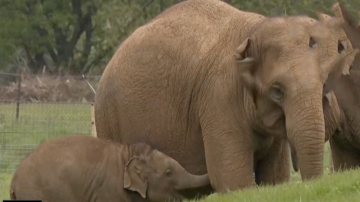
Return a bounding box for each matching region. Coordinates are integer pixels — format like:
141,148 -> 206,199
165,169 -> 173,178
270,84 -> 284,101
338,40 -> 346,54
308,37 -> 317,49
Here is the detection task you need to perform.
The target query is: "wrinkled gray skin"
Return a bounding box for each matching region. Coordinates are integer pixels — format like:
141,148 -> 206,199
326,3 -> 360,171
10,136 -> 209,202
285,12 -> 359,172
95,0 -> 354,195
283,15 -> 344,172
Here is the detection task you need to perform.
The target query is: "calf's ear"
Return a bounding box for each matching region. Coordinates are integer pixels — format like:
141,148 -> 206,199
124,156 -> 148,198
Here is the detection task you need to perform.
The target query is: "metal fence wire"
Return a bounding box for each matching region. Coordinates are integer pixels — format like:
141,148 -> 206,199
0,101 -> 93,172
0,73 -> 98,200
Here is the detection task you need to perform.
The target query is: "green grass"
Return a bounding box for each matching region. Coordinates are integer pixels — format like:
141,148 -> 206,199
188,169 -> 360,202
0,102 -> 92,201
0,173 -> 12,200
0,102 -> 354,202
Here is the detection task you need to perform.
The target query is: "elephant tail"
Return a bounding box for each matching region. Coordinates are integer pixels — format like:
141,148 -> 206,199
10,172 -> 18,200
10,187 -> 16,200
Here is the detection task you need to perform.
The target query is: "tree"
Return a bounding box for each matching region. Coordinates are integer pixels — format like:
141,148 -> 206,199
0,0 -> 358,75
0,0 -> 96,74
0,0 -> 156,74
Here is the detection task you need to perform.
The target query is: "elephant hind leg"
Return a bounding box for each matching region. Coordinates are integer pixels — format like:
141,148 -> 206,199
330,138 -> 360,172
254,139 -> 291,185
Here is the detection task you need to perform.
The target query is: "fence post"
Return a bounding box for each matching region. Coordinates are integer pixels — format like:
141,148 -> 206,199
15,70 -> 22,121
91,102 -> 97,137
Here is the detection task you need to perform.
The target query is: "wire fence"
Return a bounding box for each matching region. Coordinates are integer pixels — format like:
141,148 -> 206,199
0,101 -> 94,172
0,73 -> 100,200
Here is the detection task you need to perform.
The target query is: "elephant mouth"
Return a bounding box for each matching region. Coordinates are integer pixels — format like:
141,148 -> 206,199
260,115 -> 286,138
271,116 -> 286,135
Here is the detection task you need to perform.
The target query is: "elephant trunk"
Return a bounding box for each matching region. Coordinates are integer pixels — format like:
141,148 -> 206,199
285,89 -> 325,180
290,143 -> 299,172
174,168 -> 210,190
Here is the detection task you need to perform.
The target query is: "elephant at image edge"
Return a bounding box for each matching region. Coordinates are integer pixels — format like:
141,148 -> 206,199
94,0 -> 357,194
285,11 -> 357,172
323,3 -> 360,171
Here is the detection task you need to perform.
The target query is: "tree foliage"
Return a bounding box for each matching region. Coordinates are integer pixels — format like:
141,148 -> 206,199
0,0 -> 359,75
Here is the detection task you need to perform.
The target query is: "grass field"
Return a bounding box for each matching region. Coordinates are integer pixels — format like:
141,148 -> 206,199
0,102 -> 92,201
0,102 -> 357,201
187,169 -> 360,202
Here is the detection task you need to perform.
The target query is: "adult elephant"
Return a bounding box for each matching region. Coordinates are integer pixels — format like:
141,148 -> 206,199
95,0 -> 352,193
284,14 -> 349,172
323,3 -> 360,171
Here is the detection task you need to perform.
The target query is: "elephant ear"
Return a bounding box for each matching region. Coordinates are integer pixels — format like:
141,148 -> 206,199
316,7 -> 358,87
234,38 -> 261,108
315,11 -> 348,42
315,11 -> 343,29
332,3 -> 358,28
124,156 -> 148,198
331,3 -> 360,72
316,11 -> 334,23
322,48 -> 360,96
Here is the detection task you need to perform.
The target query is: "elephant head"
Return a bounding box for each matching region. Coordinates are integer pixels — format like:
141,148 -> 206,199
331,3 -> 360,70
314,5 -> 360,137
233,17 -> 358,181
284,14 -> 355,172
123,149 -> 209,202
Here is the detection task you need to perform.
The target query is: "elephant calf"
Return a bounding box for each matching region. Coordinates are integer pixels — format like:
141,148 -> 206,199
10,136 -> 209,202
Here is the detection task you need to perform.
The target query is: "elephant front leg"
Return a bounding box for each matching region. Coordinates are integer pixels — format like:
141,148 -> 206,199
330,138 -> 360,171
201,121 -> 255,192
254,138 -> 291,185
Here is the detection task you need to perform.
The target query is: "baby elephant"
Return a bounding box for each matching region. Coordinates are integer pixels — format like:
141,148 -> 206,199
10,136 -> 209,202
